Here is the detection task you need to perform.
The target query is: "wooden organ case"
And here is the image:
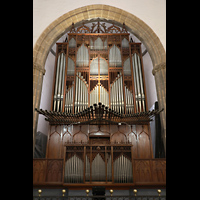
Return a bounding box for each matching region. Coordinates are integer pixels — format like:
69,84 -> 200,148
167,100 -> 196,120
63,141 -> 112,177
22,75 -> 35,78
33,22 -> 166,189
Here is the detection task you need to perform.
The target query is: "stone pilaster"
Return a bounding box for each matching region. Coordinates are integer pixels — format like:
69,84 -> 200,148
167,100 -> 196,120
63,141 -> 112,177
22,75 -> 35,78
152,62 -> 166,156
33,62 -> 45,155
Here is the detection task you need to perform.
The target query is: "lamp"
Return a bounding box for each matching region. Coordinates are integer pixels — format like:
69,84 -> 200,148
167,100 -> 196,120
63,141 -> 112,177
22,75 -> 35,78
133,189 -> 137,196
62,189 -> 66,197
86,189 -> 89,196
38,189 -> 42,197
157,189 -> 161,196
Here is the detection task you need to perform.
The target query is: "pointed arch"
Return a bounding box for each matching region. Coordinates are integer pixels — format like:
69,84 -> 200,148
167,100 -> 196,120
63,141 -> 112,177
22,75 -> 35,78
33,5 -> 166,153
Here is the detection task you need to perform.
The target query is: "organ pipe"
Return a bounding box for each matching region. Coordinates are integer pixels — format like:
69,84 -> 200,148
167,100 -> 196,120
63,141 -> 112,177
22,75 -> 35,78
107,153 -> 112,181
137,54 -> 145,111
69,38 -> 76,48
125,85 -> 134,114
85,155 -> 90,181
76,44 -> 89,67
53,30 -> 147,115
92,153 -> 105,181
113,154 -> 133,183
90,37 -> 107,50
122,38 -> 129,48
109,45 -> 122,67
64,148 -> 134,184
74,72 -> 88,113
90,85 -> 108,107
110,73 -> 124,114
53,52 -> 66,112
65,83 -> 74,113
65,154 -> 83,183
132,53 -> 146,112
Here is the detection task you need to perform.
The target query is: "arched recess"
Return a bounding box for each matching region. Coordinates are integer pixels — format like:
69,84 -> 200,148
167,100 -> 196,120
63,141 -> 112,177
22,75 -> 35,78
33,5 -> 166,69
33,4 -> 166,154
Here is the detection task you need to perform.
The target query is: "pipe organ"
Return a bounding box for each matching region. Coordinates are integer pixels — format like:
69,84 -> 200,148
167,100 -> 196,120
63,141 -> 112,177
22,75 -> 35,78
50,22 -> 149,184
33,22 -> 165,189
51,22 -> 147,114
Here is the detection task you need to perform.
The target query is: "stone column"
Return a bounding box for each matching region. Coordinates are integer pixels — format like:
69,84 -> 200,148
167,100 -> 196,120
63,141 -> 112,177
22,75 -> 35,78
33,62 -> 46,156
152,62 -> 166,156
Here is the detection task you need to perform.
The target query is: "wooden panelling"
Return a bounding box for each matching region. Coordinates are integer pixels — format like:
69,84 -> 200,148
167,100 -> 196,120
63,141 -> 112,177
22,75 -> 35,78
137,125 -> 152,158
46,124 -> 154,159
33,158 -> 166,187
73,132 -> 87,143
128,125 -> 138,158
134,160 -> 151,182
46,159 -> 63,182
47,126 -> 62,159
129,132 -> 138,158
151,159 -> 166,182
111,132 -> 126,143
33,159 -> 46,183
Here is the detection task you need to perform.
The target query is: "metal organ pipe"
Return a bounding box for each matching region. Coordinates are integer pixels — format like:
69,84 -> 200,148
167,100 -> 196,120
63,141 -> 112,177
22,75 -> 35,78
125,85 -> 134,114
132,53 -> 146,112
114,80 -> 117,111
76,44 -> 89,67
65,82 -> 74,113
53,54 -> 61,111
137,55 -> 146,111
134,53 -> 142,112
91,153 -> 105,181
57,53 -> 64,112
110,73 -> 124,114
74,72 -> 88,113
120,73 -> 124,113
65,154 -> 83,183
117,74 -> 120,113
90,85 -> 108,107
78,72 -> 81,112
132,55 -> 138,113
100,152 -> 132,183
107,153 -> 112,182
75,73 -> 78,113
60,55 -> 66,112
53,53 -> 66,112
113,154 -> 133,183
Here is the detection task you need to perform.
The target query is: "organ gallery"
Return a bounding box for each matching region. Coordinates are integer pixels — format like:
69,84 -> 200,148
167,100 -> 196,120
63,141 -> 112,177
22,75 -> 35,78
33,21 -> 166,189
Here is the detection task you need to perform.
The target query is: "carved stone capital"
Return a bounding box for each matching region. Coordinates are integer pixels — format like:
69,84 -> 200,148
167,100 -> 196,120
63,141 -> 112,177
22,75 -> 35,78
152,62 -> 166,76
33,62 -> 46,75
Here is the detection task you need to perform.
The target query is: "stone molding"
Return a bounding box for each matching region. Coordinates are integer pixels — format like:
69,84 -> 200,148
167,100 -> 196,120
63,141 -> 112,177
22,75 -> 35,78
152,62 -> 166,76
33,62 -> 46,75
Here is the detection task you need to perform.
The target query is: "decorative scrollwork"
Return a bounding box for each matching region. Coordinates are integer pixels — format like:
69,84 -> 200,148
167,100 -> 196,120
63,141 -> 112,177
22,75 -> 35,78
69,21 -> 127,34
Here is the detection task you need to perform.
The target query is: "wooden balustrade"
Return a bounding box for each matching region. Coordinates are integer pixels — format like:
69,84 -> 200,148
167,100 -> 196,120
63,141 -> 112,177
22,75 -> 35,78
33,158 -> 165,188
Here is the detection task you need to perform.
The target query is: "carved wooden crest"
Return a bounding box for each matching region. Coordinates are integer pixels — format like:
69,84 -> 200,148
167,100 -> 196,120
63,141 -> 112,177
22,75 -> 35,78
69,21 -> 128,33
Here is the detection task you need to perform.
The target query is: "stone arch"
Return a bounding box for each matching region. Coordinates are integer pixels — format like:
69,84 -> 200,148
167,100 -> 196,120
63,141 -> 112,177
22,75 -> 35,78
33,4 -> 165,69
33,4 -> 166,154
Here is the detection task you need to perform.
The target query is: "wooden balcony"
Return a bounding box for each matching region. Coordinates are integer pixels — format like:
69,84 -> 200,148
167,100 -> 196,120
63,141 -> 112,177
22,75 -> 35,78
33,158 -> 166,189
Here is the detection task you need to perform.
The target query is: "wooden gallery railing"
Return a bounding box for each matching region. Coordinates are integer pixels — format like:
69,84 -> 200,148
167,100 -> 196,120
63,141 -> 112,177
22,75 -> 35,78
33,143 -> 166,188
